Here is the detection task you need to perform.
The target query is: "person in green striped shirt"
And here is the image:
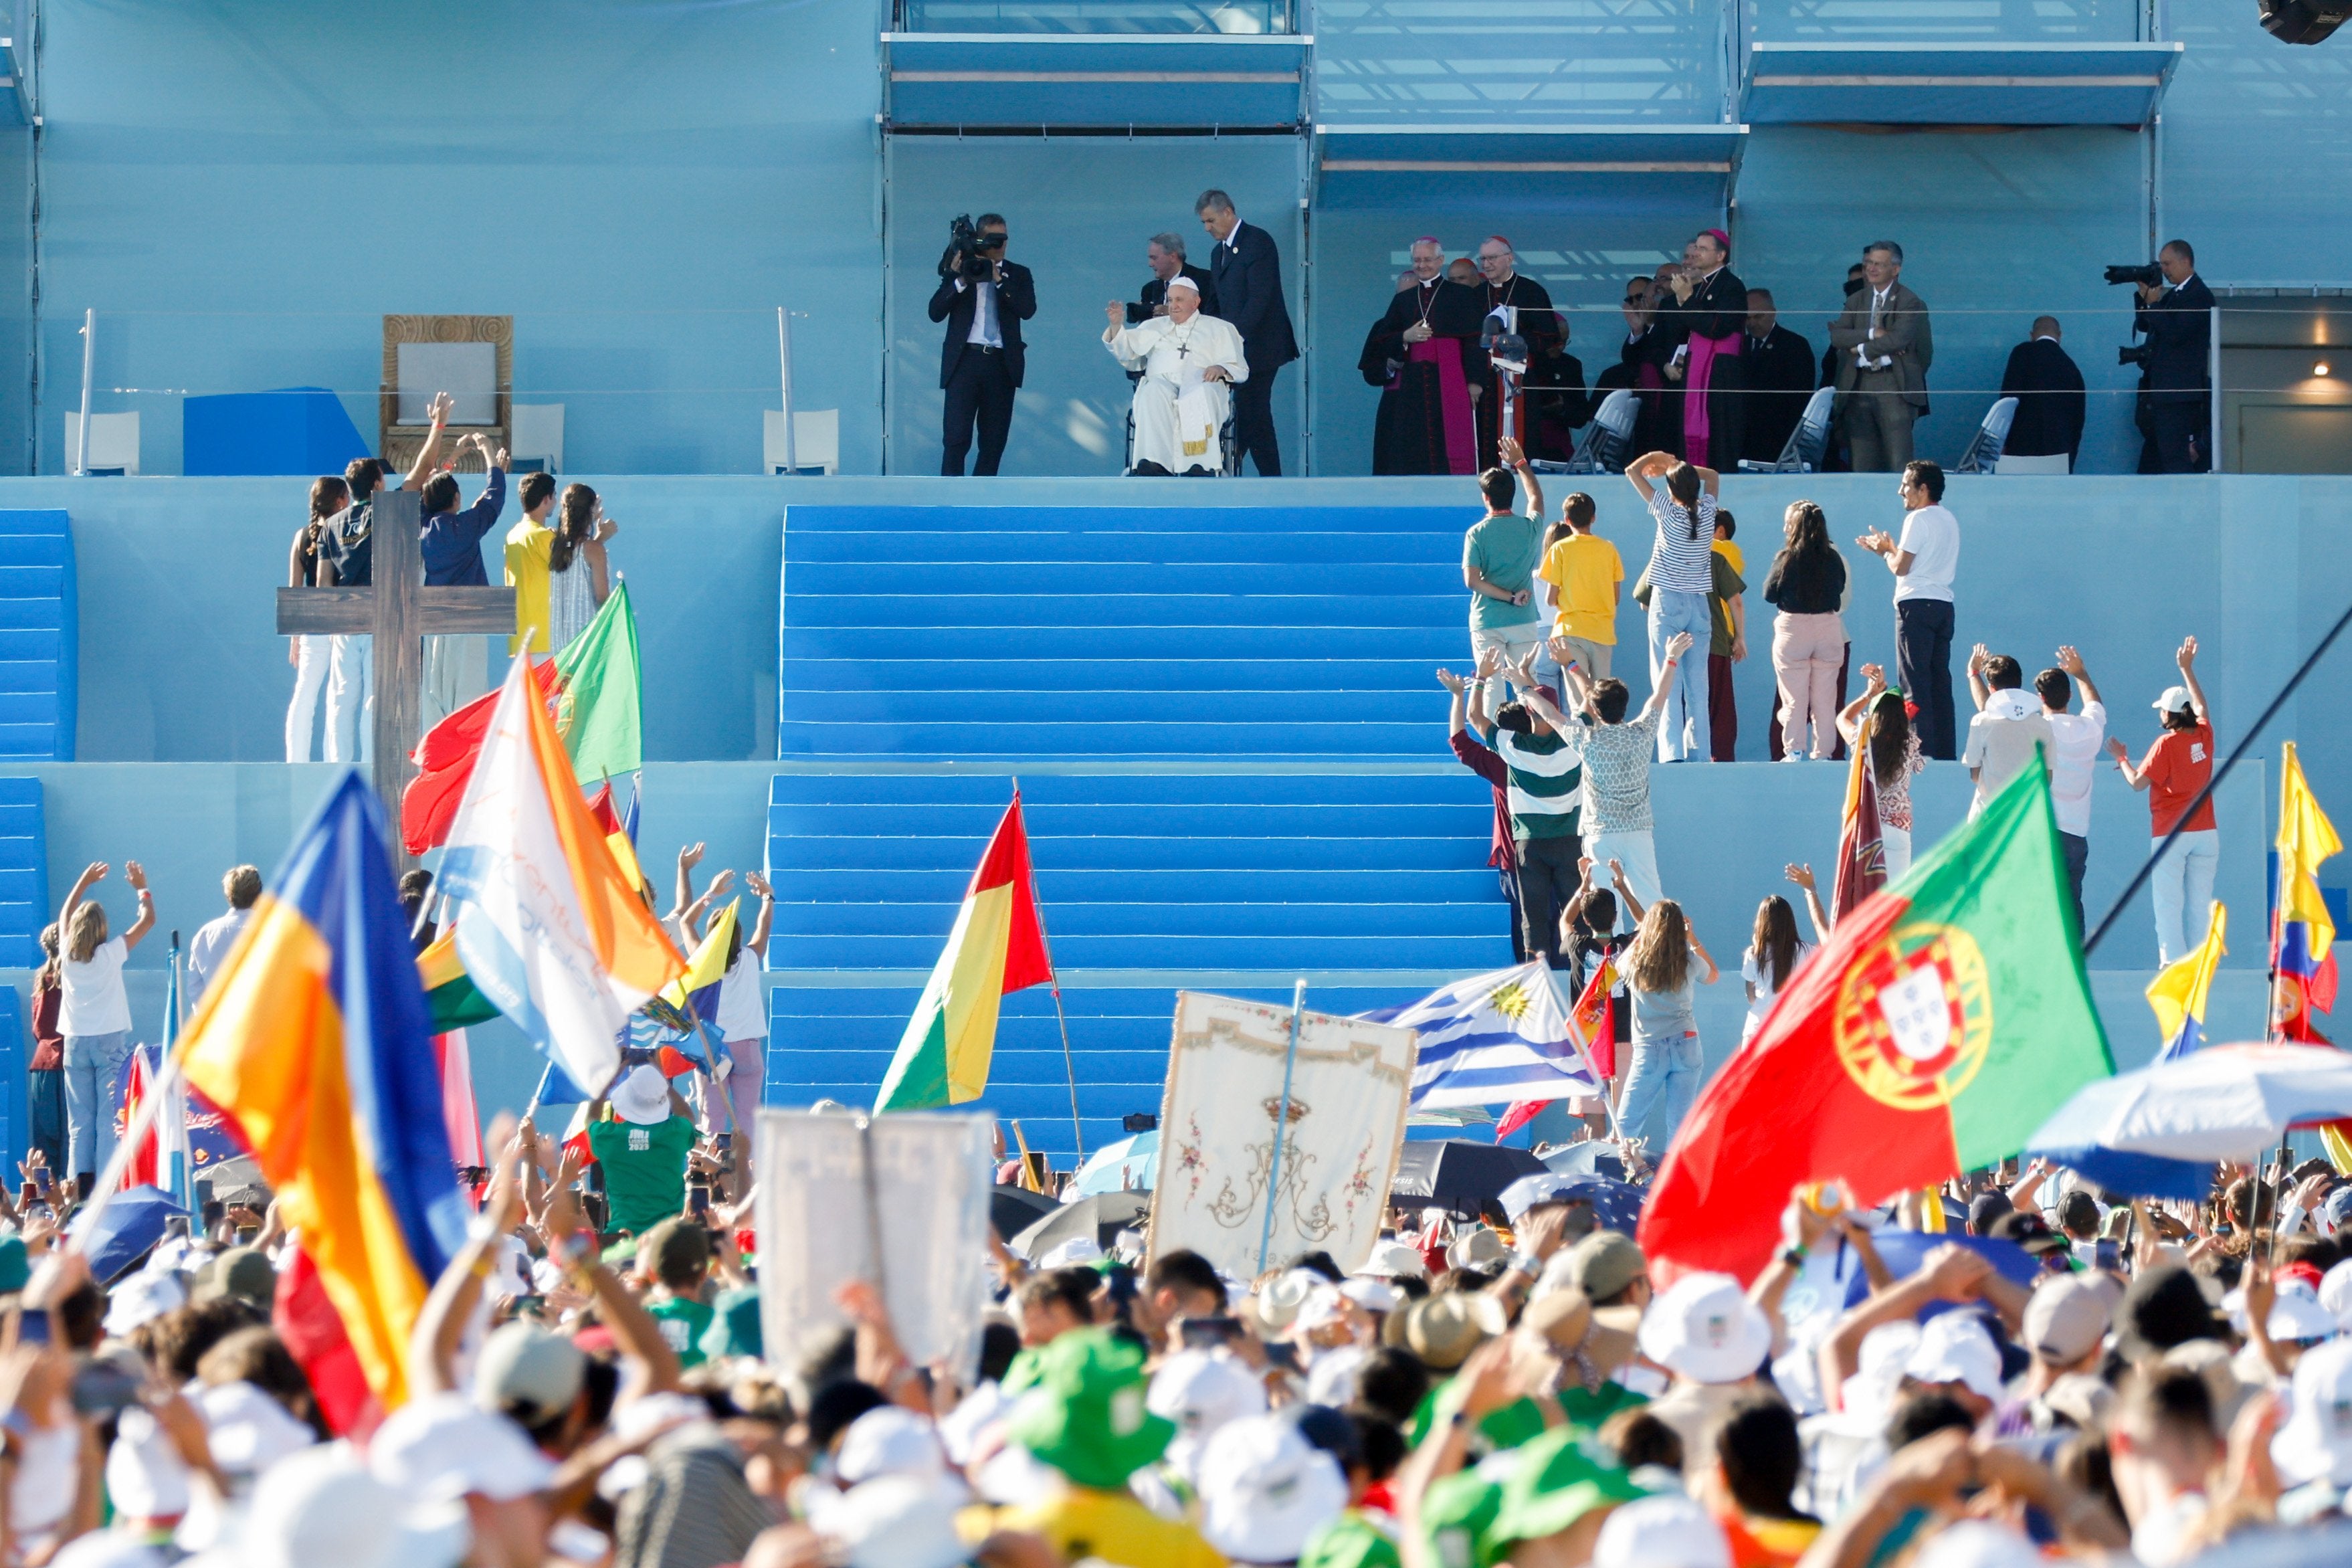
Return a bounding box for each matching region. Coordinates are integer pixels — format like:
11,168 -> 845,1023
1492,650 -> 1585,969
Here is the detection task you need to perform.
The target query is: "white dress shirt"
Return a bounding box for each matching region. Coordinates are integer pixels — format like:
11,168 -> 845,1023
1857,286 -> 1896,369
956,277 -> 1001,347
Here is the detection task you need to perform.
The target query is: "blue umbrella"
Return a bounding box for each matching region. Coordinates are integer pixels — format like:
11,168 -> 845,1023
1842,1228 -> 2045,1322
1070,1131 -> 1159,1196
84,1185 -> 189,1283
1540,1175 -> 1645,1235
1539,1142 -> 1630,1182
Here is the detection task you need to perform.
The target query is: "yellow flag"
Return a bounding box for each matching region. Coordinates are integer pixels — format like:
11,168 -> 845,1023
2146,902 -> 2227,1059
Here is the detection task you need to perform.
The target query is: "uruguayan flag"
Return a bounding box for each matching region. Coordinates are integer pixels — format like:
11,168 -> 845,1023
1361,961 -> 1598,1110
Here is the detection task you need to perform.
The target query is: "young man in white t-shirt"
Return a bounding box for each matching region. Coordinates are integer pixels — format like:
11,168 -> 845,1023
1855,458 -> 1959,759
2036,646 -> 2107,938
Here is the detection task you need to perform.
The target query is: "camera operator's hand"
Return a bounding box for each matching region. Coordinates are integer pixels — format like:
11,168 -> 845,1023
2139,279 -> 2166,306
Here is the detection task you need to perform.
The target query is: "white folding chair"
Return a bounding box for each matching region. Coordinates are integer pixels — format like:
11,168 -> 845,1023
1954,397 -> 2019,475
65,411 -> 140,476
509,404 -> 565,474
1559,389 -> 1638,474
1738,386 -> 1835,474
764,409 -> 839,474
1994,452 -> 2071,475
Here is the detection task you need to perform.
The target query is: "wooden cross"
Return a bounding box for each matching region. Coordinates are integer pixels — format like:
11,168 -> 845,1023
275,488 -> 515,818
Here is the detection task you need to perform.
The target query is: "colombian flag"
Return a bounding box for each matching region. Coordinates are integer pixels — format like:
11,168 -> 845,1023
875,792 -> 1054,1112
661,898 -> 739,1025
2275,741 -> 2339,1029
2149,902 -> 2228,1062
440,656 -> 685,1099
179,774 -> 466,1411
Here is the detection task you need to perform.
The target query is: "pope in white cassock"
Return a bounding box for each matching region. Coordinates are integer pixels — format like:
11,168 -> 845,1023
1102,277 -> 1248,475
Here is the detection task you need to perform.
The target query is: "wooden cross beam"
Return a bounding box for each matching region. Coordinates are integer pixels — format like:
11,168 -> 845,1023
276,488 -> 514,819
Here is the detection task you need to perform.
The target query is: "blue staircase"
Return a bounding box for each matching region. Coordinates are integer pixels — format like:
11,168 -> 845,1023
0,512 -> 76,761
0,777 -> 47,969
767,505 -> 1514,1159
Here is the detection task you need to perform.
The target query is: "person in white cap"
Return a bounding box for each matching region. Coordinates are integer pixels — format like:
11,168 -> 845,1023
369,1391 -> 559,1565
1637,1272 -> 1774,1476
1146,1347 -> 1268,1495
1591,1492 -> 1731,1568
1797,1319 -> 1917,1518
1352,1238 -> 1429,1286
2271,1338 -> 2352,1522
2106,634 -> 2215,965
1994,1274 -> 2109,1438
1900,1312 -> 2005,1424
178,1446 -> 456,1568
587,1062 -> 695,1237
1102,278 -> 1248,477
1195,1413 -> 1348,1565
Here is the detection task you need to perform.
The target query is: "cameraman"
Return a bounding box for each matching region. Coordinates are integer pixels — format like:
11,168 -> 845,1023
2132,239 -> 2214,473
929,213 -> 1037,476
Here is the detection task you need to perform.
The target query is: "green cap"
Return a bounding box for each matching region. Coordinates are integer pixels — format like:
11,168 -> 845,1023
1419,1452 -> 1517,1568
1488,1425 -> 1648,1548
1300,1510 -> 1404,1568
699,1286 -> 762,1362
1002,1327 -> 1173,1491
0,1236 -> 26,1295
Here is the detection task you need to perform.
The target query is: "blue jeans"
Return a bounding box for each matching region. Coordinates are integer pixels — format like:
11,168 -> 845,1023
63,1030 -> 132,1181
1648,589 -> 1712,763
1618,1032 -> 1702,1153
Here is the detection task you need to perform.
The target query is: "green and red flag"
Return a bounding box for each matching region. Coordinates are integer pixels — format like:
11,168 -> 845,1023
1640,755 -> 2114,1283
874,792 -> 1056,1112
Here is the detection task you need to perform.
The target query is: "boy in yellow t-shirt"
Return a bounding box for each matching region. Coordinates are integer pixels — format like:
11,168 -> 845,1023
1535,491 -> 1624,678
502,470 -> 558,656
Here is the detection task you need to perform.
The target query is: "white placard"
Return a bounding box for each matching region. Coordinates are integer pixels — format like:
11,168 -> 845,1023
755,1109 -> 993,1375
1148,992 -> 1417,1280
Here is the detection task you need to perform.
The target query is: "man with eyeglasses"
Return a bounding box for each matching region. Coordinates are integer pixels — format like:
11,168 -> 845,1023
1592,274 -> 1675,458
1472,235 -> 1566,468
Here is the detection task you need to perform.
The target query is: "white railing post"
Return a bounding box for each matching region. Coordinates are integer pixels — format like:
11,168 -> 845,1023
2209,296 -> 2223,474
777,306 -> 798,476
74,308 -> 93,476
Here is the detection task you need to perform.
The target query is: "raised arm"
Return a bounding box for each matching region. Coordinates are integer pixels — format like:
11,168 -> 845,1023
1502,437 -> 1541,520
1438,666 -> 1470,737
1785,863 -> 1831,941
397,391 -> 454,492
1688,928 -> 1721,985
59,862 -> 104,928
2175,634 -> 2208,725
1607,859 -> 1646,928
670,842 -> 704,925
1695,462 -> 1720,498
2057,645 -> 2100,708
2107,736 -> 2154,792
1965,644 -> 1991,713
742,871 -> 775,960
120,861 -> 154,951
1837,663 -> 1889,745
1624,450 -> 1670,501
1640,631 -> 1696,721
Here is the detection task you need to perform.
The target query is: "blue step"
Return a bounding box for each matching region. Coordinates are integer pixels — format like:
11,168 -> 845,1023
785,593 -> 1456,631
788,528 -> 1463,566
778,719 -> 1441,757
0,777 -> 47,969
0,515 -> 73,761
788,627 -> 1476,661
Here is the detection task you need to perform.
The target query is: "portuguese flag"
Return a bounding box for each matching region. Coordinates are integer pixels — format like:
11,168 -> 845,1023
1640,756 -> 2114,1283
874,793 -> 1056,1112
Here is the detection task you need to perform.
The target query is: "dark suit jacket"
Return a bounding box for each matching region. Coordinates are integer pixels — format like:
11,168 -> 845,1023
1828,282 -> 1933,409
1999,336 -> 2087,460
2134,276 -> 2216,400
1131,264 -> 1218,324
1207,221 -> 1298,370
928,260 -> 1038,389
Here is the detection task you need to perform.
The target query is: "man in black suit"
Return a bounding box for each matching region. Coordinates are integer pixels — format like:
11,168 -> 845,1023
1739,288 -> 1816,466
928,213 -> 1037,476
1129,231 -> 1217,324
1197,189 -> 1298,476
1999,316 -> 2087,468
2133,239 -> 2215,474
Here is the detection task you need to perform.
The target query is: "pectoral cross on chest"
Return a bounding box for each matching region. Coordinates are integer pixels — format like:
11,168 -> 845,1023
275,489 -> 516,828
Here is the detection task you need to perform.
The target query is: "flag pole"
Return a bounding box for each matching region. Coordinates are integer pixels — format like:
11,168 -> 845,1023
1013,777 -> 1086,1163
1258,978 -> 1308,1276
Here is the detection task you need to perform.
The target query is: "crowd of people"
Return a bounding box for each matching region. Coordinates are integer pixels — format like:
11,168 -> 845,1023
283,389 -> 623,761
1447,443 -> 2229,1157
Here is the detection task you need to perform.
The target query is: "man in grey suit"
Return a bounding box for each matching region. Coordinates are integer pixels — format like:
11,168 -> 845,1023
1828,241 -> 1933,472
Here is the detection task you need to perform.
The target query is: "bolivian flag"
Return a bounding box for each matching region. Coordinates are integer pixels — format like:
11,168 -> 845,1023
179,773 -> 468,1411
875,793 -> 1055,1112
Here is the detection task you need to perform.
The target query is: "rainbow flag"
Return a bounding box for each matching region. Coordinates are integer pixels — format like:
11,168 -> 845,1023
179,774 -> 466,1411
439,656 -> 684,1100
875,793 -> 1054,1112
2149,902 -> 2226,1062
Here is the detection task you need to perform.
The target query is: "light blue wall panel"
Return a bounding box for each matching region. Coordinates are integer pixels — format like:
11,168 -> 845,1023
1733,126 -> 2150,474
1744,0 -> 2144,44
32,0 -> 884,478
883,136 -> 1304,475
2157,0 -> 2352,284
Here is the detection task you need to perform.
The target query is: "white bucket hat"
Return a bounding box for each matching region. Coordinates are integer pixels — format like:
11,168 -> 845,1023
1592,1494 -> 1731,1568
1147,1349 -> 1268,1486
1195,1413 -> 1350,1565
1903,1313 -> 2005,1403
610,1063 -> 672,1126
1355,1238 -> 1428,1282
1637,1272 -> 1771,1385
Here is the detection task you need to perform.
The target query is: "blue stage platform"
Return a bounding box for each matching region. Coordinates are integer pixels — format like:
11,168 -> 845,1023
0,473 -> 2333,1165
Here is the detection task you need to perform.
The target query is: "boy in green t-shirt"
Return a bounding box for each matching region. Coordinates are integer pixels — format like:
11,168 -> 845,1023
639,1217 -> 715,1369
585,1062 -> 696,1238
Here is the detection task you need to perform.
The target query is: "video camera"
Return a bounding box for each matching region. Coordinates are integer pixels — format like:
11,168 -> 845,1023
1482,309 -> 1529,378
941,213 -> 1002,282
2119,342 -> 2153,369
2104,262 -> 2165,288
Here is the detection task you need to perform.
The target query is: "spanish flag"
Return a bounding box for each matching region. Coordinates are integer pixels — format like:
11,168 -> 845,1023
875,793 -> 1054,1112
2148,902 -> 2227,1062
179,774 -> 467,1411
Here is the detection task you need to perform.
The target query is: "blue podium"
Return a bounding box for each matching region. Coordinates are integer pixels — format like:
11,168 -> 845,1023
181,387 -> 371,476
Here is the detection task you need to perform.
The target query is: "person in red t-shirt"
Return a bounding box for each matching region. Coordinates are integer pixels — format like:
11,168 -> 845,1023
2109,635 -> 2216,964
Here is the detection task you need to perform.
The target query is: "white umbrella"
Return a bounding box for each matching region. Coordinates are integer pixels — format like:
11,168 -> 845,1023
2026,1042 -> 2352,1169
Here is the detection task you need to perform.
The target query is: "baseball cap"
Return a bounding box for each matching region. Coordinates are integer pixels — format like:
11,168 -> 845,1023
2022,1276 -> 2110,1366
190,1246 -> 278,1310
2153,685 -> 2194,715
1637,1273 -> 1770,1385
1591,1494 -> 1730,1568
1147,1348 -> 1268,1486
1337,1276 -> 1399,1314
195,1379 -> 318,1478
1967,1191 -> 2013,1235
1564,1230 -> 1646,1302
475,1321 -> 587,1431
2270,1337 -> 2352,1487
1448,1227 -> 1508,1272
104,1266 -> 187,1338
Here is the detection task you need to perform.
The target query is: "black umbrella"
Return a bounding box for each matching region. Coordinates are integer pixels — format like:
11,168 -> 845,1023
1010,1192 -> 1152,1261
1389,1140 -> 1550,1220
990,1184 -> 1059,1243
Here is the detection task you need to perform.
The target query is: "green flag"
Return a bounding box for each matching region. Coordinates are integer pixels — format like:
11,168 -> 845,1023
553,579 -> 642,781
